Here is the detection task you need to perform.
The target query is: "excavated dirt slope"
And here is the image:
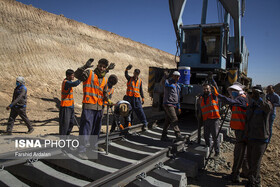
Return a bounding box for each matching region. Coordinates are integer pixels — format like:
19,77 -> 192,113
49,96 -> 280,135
0,0 -> 175,121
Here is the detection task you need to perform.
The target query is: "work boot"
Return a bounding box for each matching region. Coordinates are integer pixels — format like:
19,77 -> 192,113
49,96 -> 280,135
240,172 -> 249,178
77,152 -> 88,160
161,134 -> 172,142
231,175 -> 241,183
175,134 -> 185,142
26,128 -> 34,134
141,125 -> 147,132
5,131 -> 12,135
98,147 -> 105,152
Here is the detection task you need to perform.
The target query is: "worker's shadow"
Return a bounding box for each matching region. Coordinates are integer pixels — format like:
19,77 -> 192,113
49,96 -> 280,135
28,97 -> 62,127
41,97 -> 61,111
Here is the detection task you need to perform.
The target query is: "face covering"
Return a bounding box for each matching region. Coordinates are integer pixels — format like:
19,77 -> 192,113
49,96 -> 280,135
16,82 -> 21,87
204,91 -> 210,96
231,91 -> 239,98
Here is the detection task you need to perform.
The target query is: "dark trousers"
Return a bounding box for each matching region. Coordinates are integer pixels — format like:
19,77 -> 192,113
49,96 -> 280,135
247,140 -> 267,187
162,105 -> 181,137
126,96 -> 147,126
59,107 -> 74,135
6,107 -> 32,132
232,130 -> 249,177
268,113 -> 276,142
78,109 -> 102,153
203,118 -> 220,154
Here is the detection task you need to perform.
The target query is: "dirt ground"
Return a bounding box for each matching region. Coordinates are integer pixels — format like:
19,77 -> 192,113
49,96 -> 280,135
0,0 -> 279,186
1,102 -> 279,187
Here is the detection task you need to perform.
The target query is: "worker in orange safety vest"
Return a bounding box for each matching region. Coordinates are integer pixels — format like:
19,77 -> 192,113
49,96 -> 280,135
74,58 -> 115,159
213,82 -> 249,183
59,69 -> 81,135
124,64 -> 148,131
198,82 -> 221,157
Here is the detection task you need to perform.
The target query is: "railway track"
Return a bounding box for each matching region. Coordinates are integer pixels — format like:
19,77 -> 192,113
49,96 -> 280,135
0,120 -> 216,187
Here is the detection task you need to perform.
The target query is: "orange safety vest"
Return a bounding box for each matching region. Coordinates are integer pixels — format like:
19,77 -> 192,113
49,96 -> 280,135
83,70 -> 107,106
104,87 -> 114,105
126,77 -> 142,98
61,79 -> 74,107
230,95 -> 248,130
200,94 -> 220,121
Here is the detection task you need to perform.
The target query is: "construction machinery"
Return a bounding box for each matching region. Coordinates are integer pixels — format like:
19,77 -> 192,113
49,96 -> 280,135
149,0 -> 251,111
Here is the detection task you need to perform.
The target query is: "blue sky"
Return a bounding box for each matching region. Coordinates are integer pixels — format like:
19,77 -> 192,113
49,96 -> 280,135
16,0 -> 280,86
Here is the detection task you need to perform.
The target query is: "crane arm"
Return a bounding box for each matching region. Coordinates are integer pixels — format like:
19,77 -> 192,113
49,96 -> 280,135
169,0 -> 187,47
218,0 -> 244,62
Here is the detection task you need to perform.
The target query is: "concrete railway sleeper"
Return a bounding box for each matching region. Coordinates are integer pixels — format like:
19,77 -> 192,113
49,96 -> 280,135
0,120 -> 221,187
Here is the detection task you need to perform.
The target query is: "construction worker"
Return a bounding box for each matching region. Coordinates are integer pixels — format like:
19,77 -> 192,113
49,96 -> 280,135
125,64 -> 148,131
161,71 -> 185,141
74,58 -> 114,159
266,85 -> 280,142
59,69 -> 81,135
213,83 -> 249,183
104,74 -> 118,106
199,82 -> 220,156
6,77 -> 34,135
245,85 -> 272,187
110,100 -> 132,133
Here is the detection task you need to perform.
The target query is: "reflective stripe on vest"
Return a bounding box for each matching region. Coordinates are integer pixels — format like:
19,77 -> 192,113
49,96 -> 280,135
61,79 -> 74,107
230,95 -> 248,130
200,94 -> 220,121
83,70 -> 107,106
126,77 -> 141,97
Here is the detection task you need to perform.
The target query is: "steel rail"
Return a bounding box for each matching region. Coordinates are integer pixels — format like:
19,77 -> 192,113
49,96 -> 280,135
0,123 -> 153,168
85,139 -> 187,187
86,147 -> 171,187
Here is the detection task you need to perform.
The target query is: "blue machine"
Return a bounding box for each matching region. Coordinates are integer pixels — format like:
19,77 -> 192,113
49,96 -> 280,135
149,0 -> 251,111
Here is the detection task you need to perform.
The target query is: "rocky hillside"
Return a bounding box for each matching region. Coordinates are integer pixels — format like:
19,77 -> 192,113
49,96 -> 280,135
0,0 -> 176,119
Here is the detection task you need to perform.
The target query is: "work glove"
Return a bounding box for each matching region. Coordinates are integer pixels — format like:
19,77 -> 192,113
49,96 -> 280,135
107,63 -> 115,71
84,58 -> 94,68
178,108 -> 182,115
212,86 -> 219,96
141,98 -> 144,105
108,99 -> 114,107
126,64 -> 133,70
119,124 -> 124,130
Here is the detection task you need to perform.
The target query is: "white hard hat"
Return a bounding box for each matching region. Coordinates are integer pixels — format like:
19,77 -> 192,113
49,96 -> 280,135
173,71 -> 180,76
16,76 -> 25,84
227,84 -> 243,92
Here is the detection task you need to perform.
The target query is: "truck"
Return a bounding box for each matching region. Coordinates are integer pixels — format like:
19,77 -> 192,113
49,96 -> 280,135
148,0 -> 251,111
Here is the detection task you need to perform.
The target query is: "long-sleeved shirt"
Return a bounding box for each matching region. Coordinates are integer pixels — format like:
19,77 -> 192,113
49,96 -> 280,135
266,92 -> 280,114
74,66 -> 108,110
245,97 -> 272,142
218,94 -> 248,109
125,70 -> 144,98
163,78 -> 181,109
62,79 -> 81,108
9,84 -> 27,108
64,79 -> 81,90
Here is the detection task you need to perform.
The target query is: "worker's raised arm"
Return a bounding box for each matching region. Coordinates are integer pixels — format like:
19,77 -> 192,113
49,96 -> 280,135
74,58 -> 94,82
125,64 -> 132,81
